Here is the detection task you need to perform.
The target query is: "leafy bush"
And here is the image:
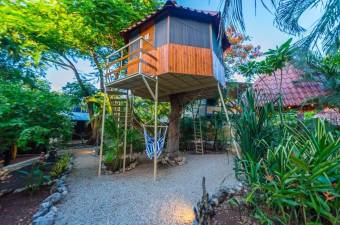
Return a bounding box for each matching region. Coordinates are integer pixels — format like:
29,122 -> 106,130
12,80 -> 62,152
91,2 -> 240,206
0,78 -> 72,154
19,164 -> 50,194
240,119 -> 340,224
233,90 -> 280,161
50,154 -> 71,178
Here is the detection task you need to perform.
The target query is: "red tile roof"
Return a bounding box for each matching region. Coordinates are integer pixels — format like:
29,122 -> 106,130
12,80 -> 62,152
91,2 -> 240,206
253,65 -> 328,108
315,108 -> 340,126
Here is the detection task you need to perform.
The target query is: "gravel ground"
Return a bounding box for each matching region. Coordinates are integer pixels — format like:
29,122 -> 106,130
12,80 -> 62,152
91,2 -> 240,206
56,149 -> 237,225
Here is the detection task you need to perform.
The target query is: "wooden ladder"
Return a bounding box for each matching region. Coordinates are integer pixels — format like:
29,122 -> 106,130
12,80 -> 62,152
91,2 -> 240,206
192,101 -> 204,154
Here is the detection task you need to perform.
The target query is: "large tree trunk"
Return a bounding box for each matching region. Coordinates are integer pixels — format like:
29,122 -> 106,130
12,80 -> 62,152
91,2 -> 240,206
166,94 -> 184,158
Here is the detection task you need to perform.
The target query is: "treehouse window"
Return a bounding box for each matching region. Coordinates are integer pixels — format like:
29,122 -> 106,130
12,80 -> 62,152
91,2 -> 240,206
169,17 -> 210,48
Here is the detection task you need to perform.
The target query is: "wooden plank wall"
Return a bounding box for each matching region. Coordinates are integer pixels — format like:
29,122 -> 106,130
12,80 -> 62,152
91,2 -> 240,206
167,44 -> 213,76
126,24 -> 213,77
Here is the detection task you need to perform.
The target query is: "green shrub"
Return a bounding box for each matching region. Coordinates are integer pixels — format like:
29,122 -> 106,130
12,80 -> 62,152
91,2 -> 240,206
19,164 -> 50,194
50,153 -> 71,178
233,90 -> 280,161
241,119 -> 340,224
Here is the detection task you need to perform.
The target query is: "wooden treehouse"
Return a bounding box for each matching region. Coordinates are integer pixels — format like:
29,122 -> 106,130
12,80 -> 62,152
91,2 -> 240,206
105,0 -> 228,100
100,1 -> 232,180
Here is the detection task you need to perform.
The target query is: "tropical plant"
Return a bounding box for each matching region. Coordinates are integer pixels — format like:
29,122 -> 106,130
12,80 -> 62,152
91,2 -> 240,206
0,77 -> 72,155
50,153 -> 71,178
241,119 -> 340,224
219,0 -> 339,54
232,90 -> 279,163
19,163 -> 51,194
224,26 -> 262,79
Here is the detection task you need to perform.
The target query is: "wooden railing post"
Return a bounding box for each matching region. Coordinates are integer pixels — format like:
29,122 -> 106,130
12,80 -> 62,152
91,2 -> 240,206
138,38 -> 143,74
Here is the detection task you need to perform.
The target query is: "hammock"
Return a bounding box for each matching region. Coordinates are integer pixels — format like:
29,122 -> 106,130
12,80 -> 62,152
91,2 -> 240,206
143,125 -> 168,159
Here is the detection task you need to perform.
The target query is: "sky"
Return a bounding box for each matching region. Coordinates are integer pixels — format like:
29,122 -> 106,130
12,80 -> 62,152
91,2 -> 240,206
46,0 -> 322,91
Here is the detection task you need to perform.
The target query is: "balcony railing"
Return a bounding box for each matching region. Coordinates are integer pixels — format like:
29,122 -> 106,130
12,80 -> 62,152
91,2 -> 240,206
105,36 -> 157,84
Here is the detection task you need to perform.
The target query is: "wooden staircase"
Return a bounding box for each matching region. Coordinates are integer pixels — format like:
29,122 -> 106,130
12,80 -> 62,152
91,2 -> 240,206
108,89 -> 133,128
107,88 -> 134,161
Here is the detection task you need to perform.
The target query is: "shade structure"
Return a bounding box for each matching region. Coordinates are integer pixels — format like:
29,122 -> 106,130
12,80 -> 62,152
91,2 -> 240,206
106,73 -> 219,102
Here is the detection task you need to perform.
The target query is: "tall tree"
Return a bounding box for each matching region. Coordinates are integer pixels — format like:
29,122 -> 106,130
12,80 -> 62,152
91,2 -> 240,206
0,0 -> 158,143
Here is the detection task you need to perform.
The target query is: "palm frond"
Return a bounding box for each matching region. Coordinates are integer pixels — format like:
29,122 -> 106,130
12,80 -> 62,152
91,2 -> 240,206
276,0 -> 340,54
219,0 -> 277,35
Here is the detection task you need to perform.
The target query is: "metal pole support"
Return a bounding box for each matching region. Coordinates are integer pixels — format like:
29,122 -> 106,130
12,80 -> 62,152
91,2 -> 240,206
98,87 -> 107,176
217,83 -> 241,159
153,77 -> 159,181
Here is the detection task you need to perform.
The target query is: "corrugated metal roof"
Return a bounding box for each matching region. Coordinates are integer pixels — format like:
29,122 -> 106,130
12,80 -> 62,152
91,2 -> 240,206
253,65 -> 328,108
120,0 -> 229,50
71,112 -> 90,121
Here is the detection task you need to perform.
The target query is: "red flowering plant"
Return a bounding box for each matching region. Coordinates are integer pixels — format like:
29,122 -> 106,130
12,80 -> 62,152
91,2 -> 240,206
224,26 -> 262,79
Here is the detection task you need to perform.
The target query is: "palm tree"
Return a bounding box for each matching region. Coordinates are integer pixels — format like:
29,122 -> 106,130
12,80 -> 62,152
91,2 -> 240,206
219,0 -> 339,54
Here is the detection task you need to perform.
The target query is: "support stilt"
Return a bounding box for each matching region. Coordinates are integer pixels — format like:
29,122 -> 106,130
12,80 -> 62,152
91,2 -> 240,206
217,83 -> 241,159
122,91 -> 129,173
153,77 -> 159,181
98,87 -> 107,176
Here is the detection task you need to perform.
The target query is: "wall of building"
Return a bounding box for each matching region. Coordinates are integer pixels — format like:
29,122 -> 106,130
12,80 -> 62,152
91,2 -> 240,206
126,15 -> 224,78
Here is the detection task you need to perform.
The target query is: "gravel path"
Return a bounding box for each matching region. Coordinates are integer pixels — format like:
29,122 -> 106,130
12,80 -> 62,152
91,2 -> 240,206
56,149 -> 237,225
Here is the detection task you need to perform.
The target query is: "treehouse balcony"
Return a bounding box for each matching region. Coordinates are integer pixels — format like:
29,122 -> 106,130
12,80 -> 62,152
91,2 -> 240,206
105,36 -> 157,82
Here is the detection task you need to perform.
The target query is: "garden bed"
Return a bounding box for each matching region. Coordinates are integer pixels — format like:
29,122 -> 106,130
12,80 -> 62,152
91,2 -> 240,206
0,186 -> 51,225
0,153 -> 73,225
211,199 -> 257,225
0,163 -> 53,195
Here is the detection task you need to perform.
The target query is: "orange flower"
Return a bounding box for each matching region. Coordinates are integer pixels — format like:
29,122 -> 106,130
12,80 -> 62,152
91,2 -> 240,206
265,174 -> 274,182
323,192 -> 335,201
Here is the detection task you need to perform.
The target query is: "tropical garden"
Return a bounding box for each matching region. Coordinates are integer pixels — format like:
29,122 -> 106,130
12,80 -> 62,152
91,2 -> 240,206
0,0 -> 339,225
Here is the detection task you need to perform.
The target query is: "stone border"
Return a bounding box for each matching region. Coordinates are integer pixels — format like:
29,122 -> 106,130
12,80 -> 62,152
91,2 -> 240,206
192,177 -> 244,225
30,156 -> 74,225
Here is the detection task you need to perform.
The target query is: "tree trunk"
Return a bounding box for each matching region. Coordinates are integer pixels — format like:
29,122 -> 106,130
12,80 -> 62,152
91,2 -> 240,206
61,55 -> 98,144
166,94 -> 184,158
91,50 -> 104,91
10,144 -> 17,160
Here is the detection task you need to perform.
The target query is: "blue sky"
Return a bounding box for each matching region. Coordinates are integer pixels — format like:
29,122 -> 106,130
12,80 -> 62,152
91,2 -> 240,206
46,0 -> 321,91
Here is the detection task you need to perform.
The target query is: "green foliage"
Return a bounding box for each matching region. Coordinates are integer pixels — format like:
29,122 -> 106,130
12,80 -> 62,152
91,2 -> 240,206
233,90 -> 279,162
19,164 -> 51,194
238,38 -> 294,78
17,126 -> 50,151
62,81 -> 97,106
241,120 -> 340,224
0,77 -> 72,153
133,97 -> 170,124
50,153 -> 71,178
220,0 -> 339,54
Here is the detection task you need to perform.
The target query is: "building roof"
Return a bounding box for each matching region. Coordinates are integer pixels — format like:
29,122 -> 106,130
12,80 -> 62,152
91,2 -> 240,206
120,0 -> 229,50
253,65 -> 328,108
71,112 -> 90,121
315,108 -> 340,126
